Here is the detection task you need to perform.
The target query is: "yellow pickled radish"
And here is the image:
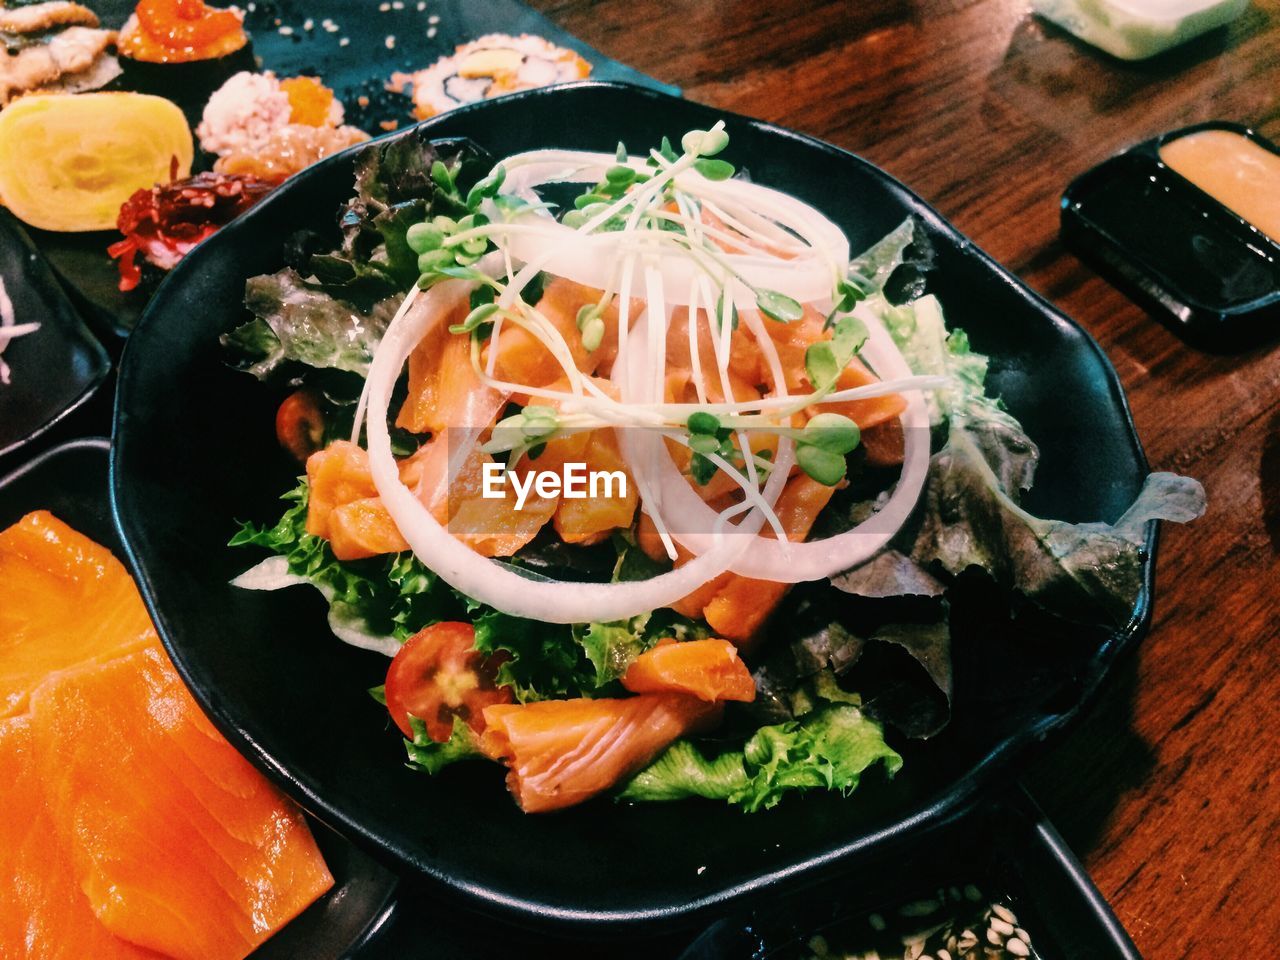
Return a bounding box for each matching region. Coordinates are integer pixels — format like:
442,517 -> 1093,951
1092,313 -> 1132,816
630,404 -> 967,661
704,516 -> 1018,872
0,93 -> 192,232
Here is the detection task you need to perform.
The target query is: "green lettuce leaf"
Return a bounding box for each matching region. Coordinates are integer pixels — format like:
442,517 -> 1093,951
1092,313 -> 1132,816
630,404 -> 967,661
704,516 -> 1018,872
620,705 -> 902,812
573,610 -> 708,687
836,294 -> 1205,625
405,715 -> 483,775
221,268 -> 399,380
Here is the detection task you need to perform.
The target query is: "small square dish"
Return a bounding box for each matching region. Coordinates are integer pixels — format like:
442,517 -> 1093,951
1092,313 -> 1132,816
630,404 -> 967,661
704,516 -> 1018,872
678,788 -> 1141,960
1061,121 -> 1280,349
1032,0 -> 1249,60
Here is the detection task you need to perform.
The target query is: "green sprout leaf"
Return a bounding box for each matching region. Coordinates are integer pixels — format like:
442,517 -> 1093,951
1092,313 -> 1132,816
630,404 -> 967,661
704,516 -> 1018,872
448,301 -> 500,335
406,222 -> 443,254
687,411 -> 721,436
694,158 -> 735,181
796,444 -> 848,486
756,289 -> 803,323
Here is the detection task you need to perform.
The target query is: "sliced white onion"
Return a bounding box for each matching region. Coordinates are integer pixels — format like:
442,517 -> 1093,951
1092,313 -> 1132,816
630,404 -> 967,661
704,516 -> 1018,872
490,149 -> 847,306
365,278 -> 749,624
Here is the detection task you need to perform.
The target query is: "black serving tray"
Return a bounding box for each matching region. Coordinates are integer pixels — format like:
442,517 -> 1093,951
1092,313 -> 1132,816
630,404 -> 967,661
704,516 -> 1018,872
1061,121 -> 1280,350
678,786 -> 1142,960
0,439 -> 400,960
111,81 -> 1162,935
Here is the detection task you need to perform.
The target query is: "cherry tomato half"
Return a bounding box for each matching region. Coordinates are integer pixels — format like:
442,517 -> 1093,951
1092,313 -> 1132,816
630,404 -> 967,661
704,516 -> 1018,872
385,622 -> 514,742
275,388 -> 326,463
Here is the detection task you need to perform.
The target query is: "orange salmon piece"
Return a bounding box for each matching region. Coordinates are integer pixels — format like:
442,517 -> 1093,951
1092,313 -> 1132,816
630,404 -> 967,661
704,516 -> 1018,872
29,645 -> 334,960
550,427 -> 637,545
480,694 -> 721,813
327,497 -> 409,561
622,639 -> 756,702
0,715 -> 166,960
305,440 -> 380,539
702,474 -> 837,642
0,511 -> 156,720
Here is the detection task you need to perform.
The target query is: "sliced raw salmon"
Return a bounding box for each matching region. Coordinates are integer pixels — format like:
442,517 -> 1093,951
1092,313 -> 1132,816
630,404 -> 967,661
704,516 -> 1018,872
0,511 -> 156,720
29,645 -> 334,960
480,694 -> 721,812
622,639 -> 756,702
0,716 -> 166,960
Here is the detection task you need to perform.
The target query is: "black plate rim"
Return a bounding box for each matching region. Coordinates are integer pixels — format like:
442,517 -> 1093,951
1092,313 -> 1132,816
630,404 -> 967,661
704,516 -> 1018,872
0,225 -> 112,461
111,80 -> 1159,930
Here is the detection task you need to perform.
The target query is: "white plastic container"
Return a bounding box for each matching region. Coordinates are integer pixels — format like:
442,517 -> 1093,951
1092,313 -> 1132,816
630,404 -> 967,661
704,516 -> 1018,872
1031,0 -> 1250,60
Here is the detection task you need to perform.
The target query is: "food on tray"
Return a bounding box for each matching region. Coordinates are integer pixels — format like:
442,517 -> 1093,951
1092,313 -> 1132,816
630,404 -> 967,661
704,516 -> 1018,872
389,33 -> 591,120
118,0 -> 247,64
0,511 -> 333,960
227,126 -> 1204,813
0,91 -> 192,232
109,170 -> 273,291
797,886 -> 1037,960
197,70 -> 370,183
0,1 -> 121,107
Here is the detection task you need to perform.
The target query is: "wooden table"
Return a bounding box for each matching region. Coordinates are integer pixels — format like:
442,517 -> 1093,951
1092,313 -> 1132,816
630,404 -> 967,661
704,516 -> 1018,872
527,0 -> 1280,953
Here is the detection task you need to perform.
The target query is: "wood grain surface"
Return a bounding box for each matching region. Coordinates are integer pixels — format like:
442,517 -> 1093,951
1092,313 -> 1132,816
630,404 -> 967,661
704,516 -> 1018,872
524,0 -> 1280,953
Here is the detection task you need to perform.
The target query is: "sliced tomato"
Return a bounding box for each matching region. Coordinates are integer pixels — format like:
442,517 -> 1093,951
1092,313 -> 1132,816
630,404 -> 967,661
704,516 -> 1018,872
275,388 -> 326,462
384,622 -> 514,742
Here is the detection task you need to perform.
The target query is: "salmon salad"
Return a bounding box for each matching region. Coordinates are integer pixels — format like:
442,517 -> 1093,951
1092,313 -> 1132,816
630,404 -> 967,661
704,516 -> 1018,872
226,124 -> 1205,813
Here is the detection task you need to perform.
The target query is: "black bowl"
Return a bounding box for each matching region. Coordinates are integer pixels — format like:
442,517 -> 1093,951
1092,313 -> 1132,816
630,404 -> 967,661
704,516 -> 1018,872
111,81 -> 1155,935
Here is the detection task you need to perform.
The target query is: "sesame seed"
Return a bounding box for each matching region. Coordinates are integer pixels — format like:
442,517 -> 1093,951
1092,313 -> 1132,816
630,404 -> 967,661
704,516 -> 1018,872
339,36 -> 350,46
378,2 -> 390,10
990,917 -> 1014,937
245,1 -> 255,9
426,25 -> 437,37
302,17 -> 314,30
278,25 -> 293,35
428,13 -> 440,23
392,1 -> 404,8
1006,939 -> 1030,957
385,34 -> 396,48
991,904 -> 1017,925
416,1 -> 425,8
986,927 -> 1003,946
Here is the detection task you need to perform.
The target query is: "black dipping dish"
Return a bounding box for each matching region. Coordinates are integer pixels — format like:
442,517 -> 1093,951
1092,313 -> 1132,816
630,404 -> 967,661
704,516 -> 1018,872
1061,121 -> 1280,349
678,787 -> 1141,960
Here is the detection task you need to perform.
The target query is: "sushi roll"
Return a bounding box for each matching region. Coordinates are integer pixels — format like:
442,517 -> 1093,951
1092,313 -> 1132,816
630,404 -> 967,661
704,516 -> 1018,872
389,33 -> 591,120
116,0 -> 254,117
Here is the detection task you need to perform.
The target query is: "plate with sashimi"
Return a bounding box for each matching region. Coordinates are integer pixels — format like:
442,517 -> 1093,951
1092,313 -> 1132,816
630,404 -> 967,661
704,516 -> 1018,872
110,82 -> 1206,931
0,439 -> 397,960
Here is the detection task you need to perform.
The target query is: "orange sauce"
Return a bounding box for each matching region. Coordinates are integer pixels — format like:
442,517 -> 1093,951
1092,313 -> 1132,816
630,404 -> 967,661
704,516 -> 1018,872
1159,130 -> 1280,243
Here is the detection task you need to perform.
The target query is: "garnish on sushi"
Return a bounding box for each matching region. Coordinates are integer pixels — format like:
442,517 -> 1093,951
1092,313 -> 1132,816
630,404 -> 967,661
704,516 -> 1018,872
197,70 -> 370,183
117,0 -> 248,64
228,125 -> 1205,813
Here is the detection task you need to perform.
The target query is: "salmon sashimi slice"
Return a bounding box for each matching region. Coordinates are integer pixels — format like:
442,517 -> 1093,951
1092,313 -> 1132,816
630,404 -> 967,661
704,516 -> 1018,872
702,474 -> 838,642
813,357 -> 908,431
0,511 -> 156,720
29,644 -> 334,960
326,497 -> 410,561
621,639 -> 756,702
0,716 -> 167,960
484,277 -> 618,386
480,694 -> 721,812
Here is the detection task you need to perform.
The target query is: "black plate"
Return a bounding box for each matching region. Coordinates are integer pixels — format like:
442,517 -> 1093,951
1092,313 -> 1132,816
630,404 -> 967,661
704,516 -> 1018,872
0,214 -> 110,461
26,0 -> 676,338
678,787 -> 1141,960
0,439 -> 400,960
111,82 -> 1156,934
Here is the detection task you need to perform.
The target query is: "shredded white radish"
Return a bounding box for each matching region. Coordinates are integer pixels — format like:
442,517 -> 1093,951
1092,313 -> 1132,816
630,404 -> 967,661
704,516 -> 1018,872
0,276 -> 38,387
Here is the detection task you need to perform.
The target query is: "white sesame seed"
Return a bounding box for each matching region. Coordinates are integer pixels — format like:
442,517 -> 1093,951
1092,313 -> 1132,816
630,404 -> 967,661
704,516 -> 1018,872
992,904 -> 1017,925
416,1 -> 425,8
1006,939 -> 1030,957
278,25 -> 293,35
986,927 -> 1003,946
378,2 -> 390,10
302,17 -> 314,30
427,13 -> 440,23
339,36 -> 350,46
392,1 -> 404,8
990,917 -> 1014,937
245,1 -> 255,9
385,34 -> 396,48
695,865 -> 705,875
426,25 -> 437,37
